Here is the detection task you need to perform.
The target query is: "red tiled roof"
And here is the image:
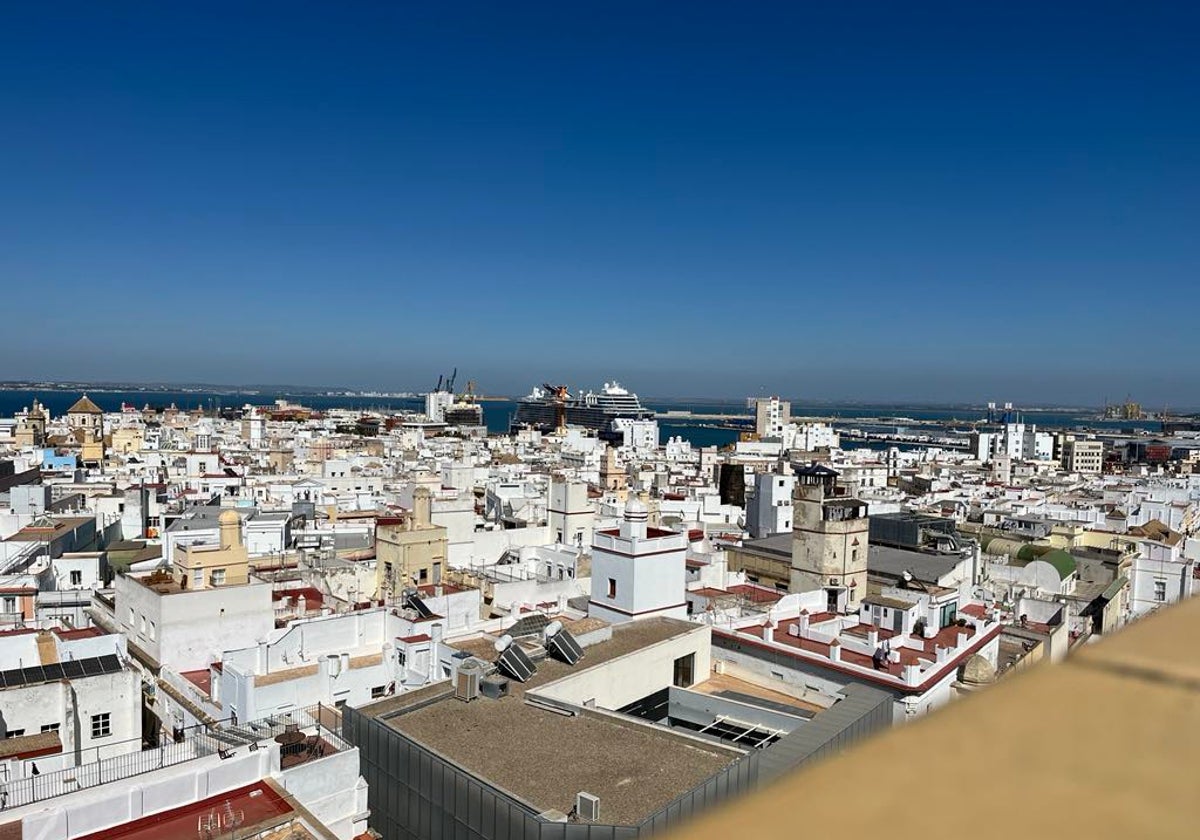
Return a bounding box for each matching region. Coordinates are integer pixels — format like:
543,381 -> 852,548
53,627 -> 107,641
597,526 -> 679,539
727,584 -> 784,604
399,634 -> 431,644
272,587 -> 323,606
417,582 -> 471,596
180,669 -> 212,695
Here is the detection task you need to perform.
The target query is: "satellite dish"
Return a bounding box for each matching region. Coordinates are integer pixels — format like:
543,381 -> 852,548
494,634 -> 513,653
902,570 -> 914,583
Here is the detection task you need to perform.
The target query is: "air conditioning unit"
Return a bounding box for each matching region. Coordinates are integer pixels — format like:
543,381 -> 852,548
713,660 -> 727,675
575,792 -> 600,822
454,659 -> 484,702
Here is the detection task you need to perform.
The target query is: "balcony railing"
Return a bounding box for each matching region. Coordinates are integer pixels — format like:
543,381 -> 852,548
0,703 -> 344,811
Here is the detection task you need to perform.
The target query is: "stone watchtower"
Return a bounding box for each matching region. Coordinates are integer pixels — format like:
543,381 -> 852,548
789,464 -> 869,613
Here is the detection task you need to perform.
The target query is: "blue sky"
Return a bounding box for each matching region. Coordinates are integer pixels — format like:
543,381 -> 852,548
1,3 -> 1197,404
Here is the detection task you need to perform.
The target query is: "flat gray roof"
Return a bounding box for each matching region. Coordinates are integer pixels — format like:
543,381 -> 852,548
735,532 -> 792,559
366,618 -> 741,825
868,544 -> 966,583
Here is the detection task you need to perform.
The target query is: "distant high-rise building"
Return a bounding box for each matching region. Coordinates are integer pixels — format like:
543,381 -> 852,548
751,396 -> 791,438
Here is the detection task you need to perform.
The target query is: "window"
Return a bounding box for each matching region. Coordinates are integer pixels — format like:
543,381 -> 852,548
397,650 -> 406,667
371,685 -> 387,699
673,653 -> 695,688
140,614 -> 147,634
5,729 -> 25,737
191,569 -> 202,588
607,578 -> 617,598
127,607 -> 136,625
211,568 -> 226,586
70,570 -> 83,586
41,723 -> 60,733
148,620 -> 156,640
418,568 -> 429,582
1154,579 -> 1167,602
91,713 -> 111,738
3,597 -> 16,613
383,561 -> 393,581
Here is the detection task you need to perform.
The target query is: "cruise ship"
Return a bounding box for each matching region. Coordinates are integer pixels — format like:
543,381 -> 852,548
511,381 -> 655,433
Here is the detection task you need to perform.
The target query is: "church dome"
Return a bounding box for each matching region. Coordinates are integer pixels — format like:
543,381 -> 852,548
219,509 -> 240,526
960,654 -> 997,685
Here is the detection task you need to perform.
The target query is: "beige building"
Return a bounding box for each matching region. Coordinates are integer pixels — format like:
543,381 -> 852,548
174,509 -> 250,589
376,487 -> 448,597
789,464 -> 870,612
67,394 -> 106,466
14,399 -> 47,447
111,426 -> 144,455
599,446 -> 628,498
1062,439 -> 1104,474
752,396 -> 791,438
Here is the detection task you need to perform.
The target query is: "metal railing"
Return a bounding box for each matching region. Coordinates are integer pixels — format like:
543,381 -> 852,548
0,703 -> 345,811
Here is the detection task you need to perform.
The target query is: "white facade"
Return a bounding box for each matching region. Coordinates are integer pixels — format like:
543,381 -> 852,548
751,397 -> 790,438
610,418 -> 660,452
747,472 -> 794,538
547,479 -> 594,548
425,391 -> 454,423
0,634 -> 140,772
113,573 -> 274,671
785,422 -> 839,452
589,499 -> 687,623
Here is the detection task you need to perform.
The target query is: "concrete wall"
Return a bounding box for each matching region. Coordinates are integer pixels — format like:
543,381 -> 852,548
0,667 -> 141,768
114,575 -> 274,670
590,531 -> 687,622
275,746 -> 369,839
531,625 -> 712,710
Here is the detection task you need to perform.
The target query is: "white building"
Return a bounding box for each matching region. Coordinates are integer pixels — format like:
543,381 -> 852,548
0,630 -> 140,774
751,397 -> 790,438
589,498 -> 687,624
547,478 -> 595,548
611,417 -> 659,452
108,569 -> 274,672
746,471 -> 794,538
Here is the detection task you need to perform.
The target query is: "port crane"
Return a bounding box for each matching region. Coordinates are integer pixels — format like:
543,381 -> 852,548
543,383 -> 571,434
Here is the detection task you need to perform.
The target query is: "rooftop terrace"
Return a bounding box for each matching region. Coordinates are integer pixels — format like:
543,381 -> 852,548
365,617 -> 743,825
671,594 -> 1200,840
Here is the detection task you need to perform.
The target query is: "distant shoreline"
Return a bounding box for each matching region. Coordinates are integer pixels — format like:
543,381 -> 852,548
0,382 -> 1189,415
